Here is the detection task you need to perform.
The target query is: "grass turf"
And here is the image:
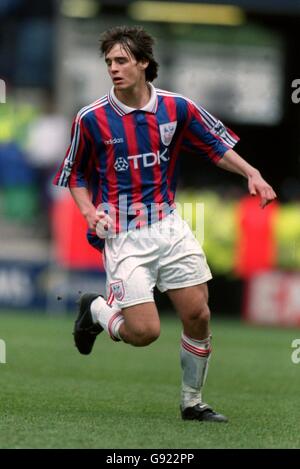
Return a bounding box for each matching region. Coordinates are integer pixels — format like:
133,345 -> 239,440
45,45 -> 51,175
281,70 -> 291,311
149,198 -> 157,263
0,311 -> 299,449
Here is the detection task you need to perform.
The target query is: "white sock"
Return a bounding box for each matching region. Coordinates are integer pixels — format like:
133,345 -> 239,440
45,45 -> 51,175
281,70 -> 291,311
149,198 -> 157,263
90,296 -> 124,341
180,333 -> 212,410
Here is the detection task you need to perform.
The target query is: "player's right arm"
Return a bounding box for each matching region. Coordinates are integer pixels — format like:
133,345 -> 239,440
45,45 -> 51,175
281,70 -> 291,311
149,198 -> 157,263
53,111 -> 112,236
53,112 -> 99,230
69,186 -> 100,231
70,187 -> 113,236
53,113 -> 91,189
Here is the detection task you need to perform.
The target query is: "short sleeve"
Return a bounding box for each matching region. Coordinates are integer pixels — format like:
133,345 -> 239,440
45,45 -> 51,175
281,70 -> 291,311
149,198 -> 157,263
182,100 -> 240,163
53,114 -> 91,188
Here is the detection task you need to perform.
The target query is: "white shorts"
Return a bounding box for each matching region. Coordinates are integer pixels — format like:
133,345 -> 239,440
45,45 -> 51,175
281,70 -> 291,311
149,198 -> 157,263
103,211 -> 212,309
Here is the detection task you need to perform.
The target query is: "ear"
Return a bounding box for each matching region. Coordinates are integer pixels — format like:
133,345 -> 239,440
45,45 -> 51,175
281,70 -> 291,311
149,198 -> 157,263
138,59 -> 149,71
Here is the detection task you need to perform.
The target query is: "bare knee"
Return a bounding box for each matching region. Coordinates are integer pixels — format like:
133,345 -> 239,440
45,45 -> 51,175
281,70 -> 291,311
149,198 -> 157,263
121,302 -> 161,346
181,303 -> 210,340
168,284 -> 210,339
123,324 -> 160,347
187,300 -> 210,323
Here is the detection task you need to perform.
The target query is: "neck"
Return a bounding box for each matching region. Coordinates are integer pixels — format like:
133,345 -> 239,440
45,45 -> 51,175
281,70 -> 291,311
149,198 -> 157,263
115,81 -> 151,109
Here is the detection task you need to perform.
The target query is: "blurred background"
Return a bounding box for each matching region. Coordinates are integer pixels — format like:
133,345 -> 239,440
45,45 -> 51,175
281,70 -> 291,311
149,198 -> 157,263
1,0 -> 300,325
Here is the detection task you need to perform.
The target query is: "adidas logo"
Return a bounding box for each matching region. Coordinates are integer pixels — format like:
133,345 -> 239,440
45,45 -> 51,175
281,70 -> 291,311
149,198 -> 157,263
104,137 -> 124,145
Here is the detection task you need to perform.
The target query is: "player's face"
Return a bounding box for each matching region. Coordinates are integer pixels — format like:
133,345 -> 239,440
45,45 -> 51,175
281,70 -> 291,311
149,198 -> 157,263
105,43 -> 148,91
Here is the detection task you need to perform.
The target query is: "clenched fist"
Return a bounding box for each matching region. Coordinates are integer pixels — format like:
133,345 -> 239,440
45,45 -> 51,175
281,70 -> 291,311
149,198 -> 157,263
96,210 -> 114,238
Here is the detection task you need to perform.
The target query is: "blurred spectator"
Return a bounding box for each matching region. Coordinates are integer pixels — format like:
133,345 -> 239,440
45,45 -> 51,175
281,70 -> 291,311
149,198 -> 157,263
0,141 -> 38,222
26,93 -> 69,215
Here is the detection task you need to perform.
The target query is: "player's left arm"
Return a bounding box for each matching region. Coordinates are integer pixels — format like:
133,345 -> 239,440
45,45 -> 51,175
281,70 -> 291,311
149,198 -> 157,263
216,148 -> 277,208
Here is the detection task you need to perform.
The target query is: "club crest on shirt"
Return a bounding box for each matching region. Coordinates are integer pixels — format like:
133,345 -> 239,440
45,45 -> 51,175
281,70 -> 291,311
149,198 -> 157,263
159,121 -> 177,146
110,280 -> 125,301
63,159 -> 73,176
211,120 -> 227,138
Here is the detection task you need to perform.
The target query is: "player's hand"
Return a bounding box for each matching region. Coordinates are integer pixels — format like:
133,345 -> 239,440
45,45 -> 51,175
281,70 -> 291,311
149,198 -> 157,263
95,210 -> 114,238
248,171 -> 277,208
83,208 -> 101,231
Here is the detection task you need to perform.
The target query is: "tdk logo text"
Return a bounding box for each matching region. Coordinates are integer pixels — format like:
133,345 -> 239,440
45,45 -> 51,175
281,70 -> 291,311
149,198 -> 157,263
105,137 -> 124,145
128,148 -> 169,169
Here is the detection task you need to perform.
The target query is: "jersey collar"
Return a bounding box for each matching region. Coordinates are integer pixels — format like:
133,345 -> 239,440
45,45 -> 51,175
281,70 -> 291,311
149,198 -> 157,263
108,83 -> 158,116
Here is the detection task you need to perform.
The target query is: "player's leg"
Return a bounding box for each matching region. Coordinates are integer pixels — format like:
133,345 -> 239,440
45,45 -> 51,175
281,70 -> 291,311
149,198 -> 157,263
157,212 -> 227,422
74,227 -> 161,351
167,283 -> 212,411
166,283 -> 227,422
74,280 -> 160,350
74,292 -> 160,351
167,282 -> 210,339
118,302 -> 160,346
93,293 -> 161,346
167,283 -> 212,408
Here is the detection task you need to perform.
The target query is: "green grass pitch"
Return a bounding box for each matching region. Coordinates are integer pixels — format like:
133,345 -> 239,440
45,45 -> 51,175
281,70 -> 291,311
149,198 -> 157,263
0,311 -> 299,449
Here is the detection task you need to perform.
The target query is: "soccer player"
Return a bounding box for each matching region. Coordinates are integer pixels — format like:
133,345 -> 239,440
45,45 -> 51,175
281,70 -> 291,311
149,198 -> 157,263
53,26 -> 276,422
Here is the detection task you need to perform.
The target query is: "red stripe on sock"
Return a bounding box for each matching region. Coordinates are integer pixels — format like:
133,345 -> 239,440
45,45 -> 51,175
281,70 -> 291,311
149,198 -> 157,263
181,339 -> 211,357
108,312 -> 123,341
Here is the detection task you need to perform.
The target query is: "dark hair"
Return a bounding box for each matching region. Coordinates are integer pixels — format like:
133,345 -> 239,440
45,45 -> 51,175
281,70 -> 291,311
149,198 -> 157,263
100,25 -> 159,82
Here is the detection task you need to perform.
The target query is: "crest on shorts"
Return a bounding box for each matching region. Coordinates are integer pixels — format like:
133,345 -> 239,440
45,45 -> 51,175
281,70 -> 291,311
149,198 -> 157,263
110,280 -> 125,301
159,121 -> 177,146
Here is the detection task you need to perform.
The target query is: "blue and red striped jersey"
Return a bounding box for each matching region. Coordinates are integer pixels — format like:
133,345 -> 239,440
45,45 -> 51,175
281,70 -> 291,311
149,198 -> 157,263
53,84 -> 239,251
